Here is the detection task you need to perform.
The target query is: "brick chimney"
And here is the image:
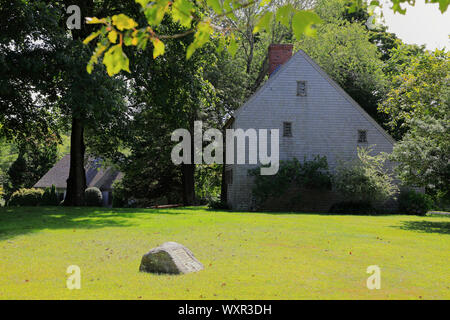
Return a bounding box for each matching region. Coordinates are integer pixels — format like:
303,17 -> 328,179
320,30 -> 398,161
268,44 -> 293,76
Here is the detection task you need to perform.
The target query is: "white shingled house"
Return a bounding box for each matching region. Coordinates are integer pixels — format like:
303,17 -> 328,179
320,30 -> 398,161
224,44 -> 396,211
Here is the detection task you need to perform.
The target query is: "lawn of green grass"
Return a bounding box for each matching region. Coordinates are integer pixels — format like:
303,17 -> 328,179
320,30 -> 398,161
0,206 -> 448,300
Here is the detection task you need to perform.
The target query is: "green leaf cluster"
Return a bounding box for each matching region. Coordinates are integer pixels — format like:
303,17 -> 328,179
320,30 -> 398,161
334,147 -> 398,205
249,156 -> 332,204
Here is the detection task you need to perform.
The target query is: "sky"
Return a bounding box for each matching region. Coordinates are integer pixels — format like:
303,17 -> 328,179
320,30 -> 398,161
381,0 -> 450,50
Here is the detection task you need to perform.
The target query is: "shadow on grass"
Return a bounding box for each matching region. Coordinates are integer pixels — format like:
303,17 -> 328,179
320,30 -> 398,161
395,220 -> 450,235
0,206 -> 189,241
206,208 -> 395,217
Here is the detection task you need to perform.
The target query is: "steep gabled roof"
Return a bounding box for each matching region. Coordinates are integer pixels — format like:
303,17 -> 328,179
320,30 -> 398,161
34,154 -> 71,189
233,50 -> 297,119
88,167 -> 124,190
232,49 -> 395,145
34,155 -> 123,191
296,50 -> 395,145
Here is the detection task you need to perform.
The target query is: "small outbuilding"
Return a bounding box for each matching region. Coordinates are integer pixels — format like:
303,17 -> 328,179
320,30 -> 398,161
34,154 -> 123,206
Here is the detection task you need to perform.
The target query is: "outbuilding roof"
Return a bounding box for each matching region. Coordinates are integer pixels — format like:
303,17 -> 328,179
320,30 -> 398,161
34,154 -> 123,191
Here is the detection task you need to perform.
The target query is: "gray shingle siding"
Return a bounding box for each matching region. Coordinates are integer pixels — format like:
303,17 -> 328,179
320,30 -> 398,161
227,50 -> 395,211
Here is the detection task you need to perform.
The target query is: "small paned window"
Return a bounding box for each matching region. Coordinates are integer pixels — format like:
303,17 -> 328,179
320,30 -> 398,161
283,122 -> 293,137
297,81 -> 307,96
358,130 -> 367,143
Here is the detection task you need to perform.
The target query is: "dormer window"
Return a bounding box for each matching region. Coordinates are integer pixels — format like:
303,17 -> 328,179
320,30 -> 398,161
358,130 -> 367,143
297,81 -> 307,96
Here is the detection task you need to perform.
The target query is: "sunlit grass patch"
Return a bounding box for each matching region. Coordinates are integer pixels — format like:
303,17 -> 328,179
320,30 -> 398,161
0,206 -> 448,299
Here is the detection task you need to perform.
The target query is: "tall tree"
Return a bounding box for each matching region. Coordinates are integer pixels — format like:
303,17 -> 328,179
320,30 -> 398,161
101,18 -> 218,205
298,13 -> 386,123
83,0 -> 447,77
379,49 -> 449,195
3,136 -> 58,199
0,1 -> 128,205
222,0 -> 316,87
63,0 -> 93,206
0,0 -> 61,141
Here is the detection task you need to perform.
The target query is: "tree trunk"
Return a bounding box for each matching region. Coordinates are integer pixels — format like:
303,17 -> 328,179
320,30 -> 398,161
252,54 -> 269,92
63,0 -> 92,206
182,164 -> 195,205
64,116 -> 87,206
245,29 -> 254,74
182,118 -> 196,205
220,128 -> 227,204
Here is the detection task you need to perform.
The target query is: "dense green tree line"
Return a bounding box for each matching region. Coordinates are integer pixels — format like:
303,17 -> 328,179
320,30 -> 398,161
0,0 -> 448,206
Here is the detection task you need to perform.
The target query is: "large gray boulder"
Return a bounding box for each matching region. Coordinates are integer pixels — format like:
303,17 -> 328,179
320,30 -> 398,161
139,242 -> 204,274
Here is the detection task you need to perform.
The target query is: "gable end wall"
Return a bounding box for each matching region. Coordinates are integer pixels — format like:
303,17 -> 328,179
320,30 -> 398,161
227,51 -> 395,211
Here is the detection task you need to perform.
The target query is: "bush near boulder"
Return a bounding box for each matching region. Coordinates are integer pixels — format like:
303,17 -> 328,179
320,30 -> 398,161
8,188 -> 44,206
398,190 -> 433,216
85,187 -> 103,207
